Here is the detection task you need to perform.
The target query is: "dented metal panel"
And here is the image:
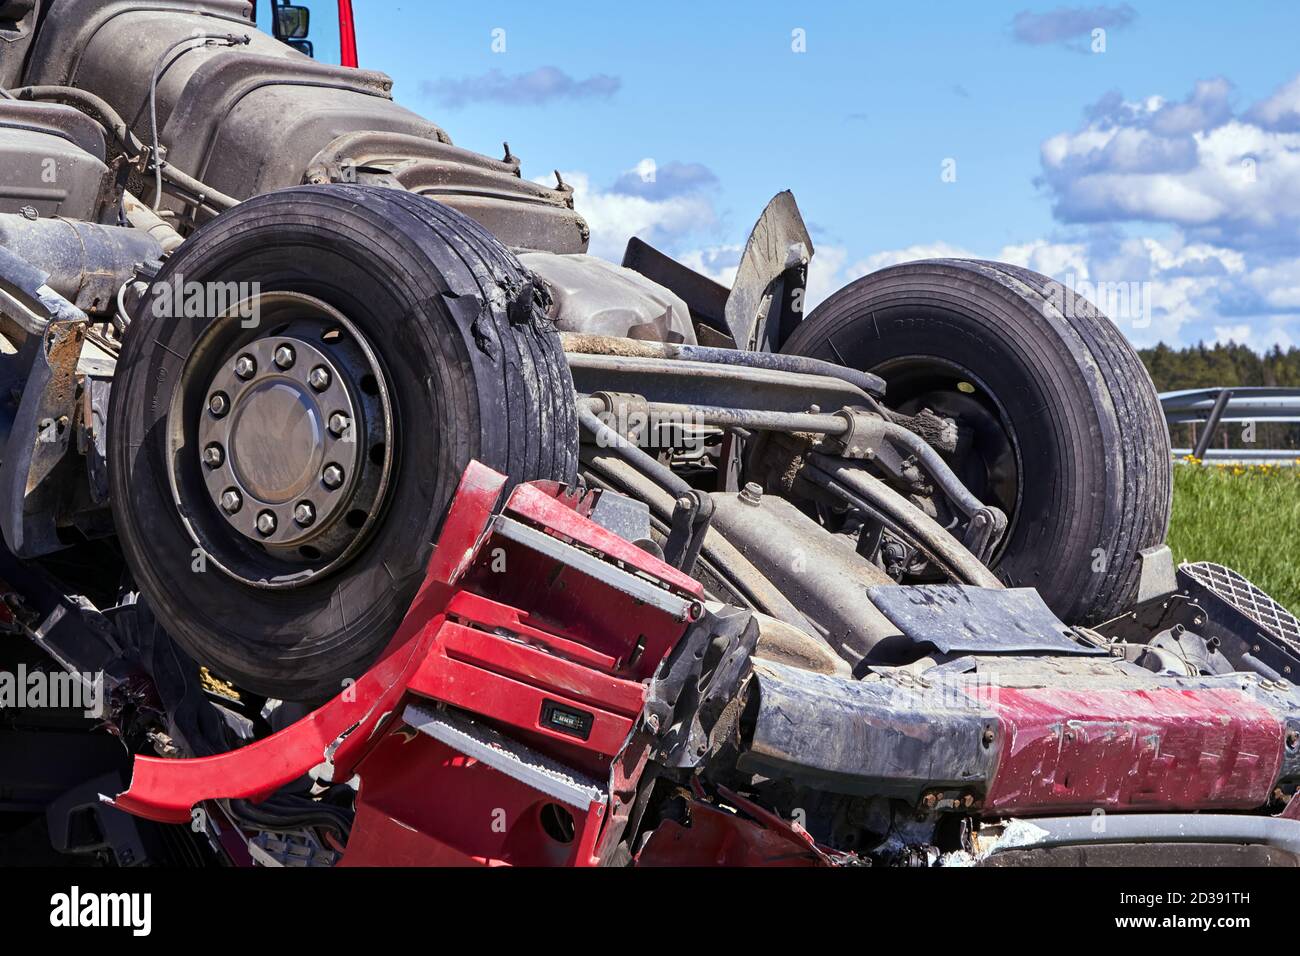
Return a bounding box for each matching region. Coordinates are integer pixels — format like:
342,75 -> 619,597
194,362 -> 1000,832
984,685 -> 1285,813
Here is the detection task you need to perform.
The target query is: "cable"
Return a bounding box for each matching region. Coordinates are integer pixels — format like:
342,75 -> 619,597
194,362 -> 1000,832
113,280 -> 133,333
149,33 -> 250,210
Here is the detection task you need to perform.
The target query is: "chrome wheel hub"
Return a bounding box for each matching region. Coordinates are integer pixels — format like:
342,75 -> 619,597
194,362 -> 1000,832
199,335 -> 360,548
168,292 -> 395,589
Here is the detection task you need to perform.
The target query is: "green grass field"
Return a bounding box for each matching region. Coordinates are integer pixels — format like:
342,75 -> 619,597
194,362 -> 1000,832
1168,460 -> 1300,614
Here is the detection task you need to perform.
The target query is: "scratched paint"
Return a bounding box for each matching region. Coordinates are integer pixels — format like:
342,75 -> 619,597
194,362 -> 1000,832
984,686 -> 1284,813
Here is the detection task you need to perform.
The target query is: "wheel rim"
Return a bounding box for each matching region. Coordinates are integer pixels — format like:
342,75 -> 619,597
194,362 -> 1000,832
167,292 -> 395,589
871,354 -> 1023,558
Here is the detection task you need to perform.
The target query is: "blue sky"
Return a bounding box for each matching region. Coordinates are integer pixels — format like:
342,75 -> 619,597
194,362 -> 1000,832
291,2 -> 1300,350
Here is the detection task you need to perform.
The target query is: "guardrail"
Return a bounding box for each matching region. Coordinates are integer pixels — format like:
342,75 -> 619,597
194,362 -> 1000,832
1161,387 -> 1300,463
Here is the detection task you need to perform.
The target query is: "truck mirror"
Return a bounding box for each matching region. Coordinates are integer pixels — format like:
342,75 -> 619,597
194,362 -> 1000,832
275,3 -> 310,39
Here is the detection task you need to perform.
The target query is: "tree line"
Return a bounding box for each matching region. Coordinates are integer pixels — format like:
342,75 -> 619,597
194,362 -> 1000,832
1139,341 -> 1300,451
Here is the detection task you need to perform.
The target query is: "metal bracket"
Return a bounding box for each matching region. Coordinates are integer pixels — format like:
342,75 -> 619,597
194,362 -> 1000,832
824,408 -> 1008,564
0,316 -> 88,557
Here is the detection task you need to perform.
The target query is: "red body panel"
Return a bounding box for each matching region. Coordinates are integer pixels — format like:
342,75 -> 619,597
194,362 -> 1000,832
340,732 -> 606,867
111,463 -> 677,864
636,803 -> 823,867
984,686 -> 1285,814
111,463 -> 509,823
105,462 -> 1295,864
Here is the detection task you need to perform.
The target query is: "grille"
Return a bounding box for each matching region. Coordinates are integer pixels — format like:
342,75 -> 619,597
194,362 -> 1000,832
1181,561 -> 1300,655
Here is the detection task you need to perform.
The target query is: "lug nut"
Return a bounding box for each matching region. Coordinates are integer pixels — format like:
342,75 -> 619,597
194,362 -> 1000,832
203,444 -> 225,468
220,489 -> 242,514
234,354 -> 256,379
274,345 -> 296,369
328,413 -> 350,437
256,511 -> 277,536
208,392 -> 229,417
308,366 -> 331,391
322,464 -> 345,489
294,502 -> 316,527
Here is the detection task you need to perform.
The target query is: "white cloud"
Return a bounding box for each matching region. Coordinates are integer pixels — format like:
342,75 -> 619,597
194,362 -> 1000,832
675,244 -> 742,289
1040,78 -> 1300,244
1213,323 -> 1253,344
674,230 -> 1260,347
1212,322 -> 1294,351
551,72 -> 1300,351
1010,5 -> 1137,48
800,242 -> 974,310
844,241 -> 976,277
1247,75 -> 1300,131
804,244 -> 851,309
424,67 -> 620,108
997,238 -> 1091,277
541,169 -> 718,262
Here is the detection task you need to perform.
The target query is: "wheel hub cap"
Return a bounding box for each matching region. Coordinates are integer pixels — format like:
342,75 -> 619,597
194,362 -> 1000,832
169,292 -> 395,588
199,335 -> 362,548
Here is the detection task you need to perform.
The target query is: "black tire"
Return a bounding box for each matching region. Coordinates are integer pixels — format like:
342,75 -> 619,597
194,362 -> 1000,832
783,259 -> 1170,625
109,185 -> 577,699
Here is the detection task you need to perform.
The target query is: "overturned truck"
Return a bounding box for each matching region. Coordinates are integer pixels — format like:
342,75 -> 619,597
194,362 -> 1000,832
1,0 -> 1299,867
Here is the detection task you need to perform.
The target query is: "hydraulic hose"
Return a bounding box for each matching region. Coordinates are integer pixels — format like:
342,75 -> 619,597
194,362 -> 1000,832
7,85 -> 146,155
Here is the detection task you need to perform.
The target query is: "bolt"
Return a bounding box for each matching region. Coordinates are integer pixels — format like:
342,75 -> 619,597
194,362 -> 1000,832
982,727 -> 996,747
1288,730 -> 1299,749
274,345 -> 296,369
234,354 -> 256,379
294,502 -> 315,527
203,444 -> 224,468
739,482 -> 763,506
328,413 -> 350,437
322,464 -> 344,489
220,489 -> 242,514
256,511 -> 277,536
208,392 -> 229,416
308,366 -> 331,391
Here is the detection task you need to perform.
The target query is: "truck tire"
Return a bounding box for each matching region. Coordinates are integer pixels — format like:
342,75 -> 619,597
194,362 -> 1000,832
783,259 -> 1170,625
109,185 -> 577,699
